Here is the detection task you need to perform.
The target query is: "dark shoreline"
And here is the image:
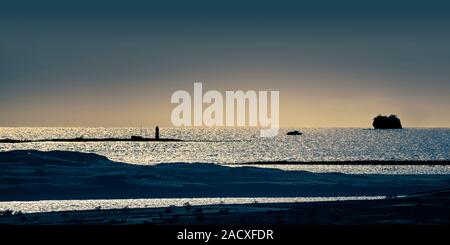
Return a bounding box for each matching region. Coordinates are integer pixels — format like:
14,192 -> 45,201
2,188 -> 449,225
1,150 -> 449,225
0,137 -> 182,143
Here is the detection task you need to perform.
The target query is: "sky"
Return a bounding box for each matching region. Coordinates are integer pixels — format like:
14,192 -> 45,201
1,0 -> 450,127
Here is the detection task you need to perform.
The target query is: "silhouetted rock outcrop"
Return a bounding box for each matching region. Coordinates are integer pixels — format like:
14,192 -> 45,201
287,130 -> 302,136
373,115 -> 402,129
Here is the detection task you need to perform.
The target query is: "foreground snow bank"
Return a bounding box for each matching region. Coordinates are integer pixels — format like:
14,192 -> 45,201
1,150 -> 449,201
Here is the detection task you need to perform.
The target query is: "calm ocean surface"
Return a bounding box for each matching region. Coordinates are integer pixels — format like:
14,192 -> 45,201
1,127 -> 449,161
1,127 -> 449,175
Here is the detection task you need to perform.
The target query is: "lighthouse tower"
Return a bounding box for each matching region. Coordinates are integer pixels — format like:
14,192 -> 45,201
155,126 -> 160,140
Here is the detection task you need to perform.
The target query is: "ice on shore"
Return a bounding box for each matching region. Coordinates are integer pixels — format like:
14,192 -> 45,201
1,150 -> 450,201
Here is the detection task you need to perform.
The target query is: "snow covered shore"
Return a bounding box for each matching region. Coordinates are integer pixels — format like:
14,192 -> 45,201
1,150 -> 449,201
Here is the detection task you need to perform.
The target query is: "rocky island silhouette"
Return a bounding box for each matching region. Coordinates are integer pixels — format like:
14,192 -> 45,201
373,114 -> 403,129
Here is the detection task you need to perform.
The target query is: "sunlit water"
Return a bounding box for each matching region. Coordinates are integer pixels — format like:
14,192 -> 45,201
1,127 -> 449,175
0,196 -> 384,214
0,128 -> 448,212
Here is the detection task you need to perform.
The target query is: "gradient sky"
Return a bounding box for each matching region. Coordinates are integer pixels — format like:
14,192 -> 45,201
1,0 -> 450,127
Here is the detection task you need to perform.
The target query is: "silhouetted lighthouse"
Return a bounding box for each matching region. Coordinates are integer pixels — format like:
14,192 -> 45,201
155,126 -> 160,140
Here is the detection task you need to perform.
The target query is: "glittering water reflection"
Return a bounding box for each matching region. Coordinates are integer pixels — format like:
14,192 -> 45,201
1,128 -> 449,174
0,196 -> 384,214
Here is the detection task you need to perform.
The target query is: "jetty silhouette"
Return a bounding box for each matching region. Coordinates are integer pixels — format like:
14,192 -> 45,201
0,126 -> 182,144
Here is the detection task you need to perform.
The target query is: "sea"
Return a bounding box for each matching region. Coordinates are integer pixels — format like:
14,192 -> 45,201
1,127 -> 449,213
0,127 -> 449,168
